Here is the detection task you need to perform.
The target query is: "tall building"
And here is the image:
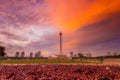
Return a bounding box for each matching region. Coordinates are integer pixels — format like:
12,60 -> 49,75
21,52 -> 25,58
37,51 -> 41,57
35,52 -> 37,58
34,51 -> 41,58
30,52 -> 33,58
15,52 -> 19,57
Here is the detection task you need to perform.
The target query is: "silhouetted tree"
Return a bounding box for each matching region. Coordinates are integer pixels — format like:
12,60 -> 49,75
0,46 -> 6,57
99,56 -> 104,64
0,46 -> 6,64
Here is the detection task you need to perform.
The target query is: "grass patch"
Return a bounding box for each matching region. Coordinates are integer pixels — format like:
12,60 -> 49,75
1,59 -> 98,64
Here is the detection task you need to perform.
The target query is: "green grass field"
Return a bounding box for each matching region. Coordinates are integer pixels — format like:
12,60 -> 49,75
1,59 -> 99,64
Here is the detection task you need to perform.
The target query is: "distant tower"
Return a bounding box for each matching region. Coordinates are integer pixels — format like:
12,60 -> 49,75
59,32 -> 62,54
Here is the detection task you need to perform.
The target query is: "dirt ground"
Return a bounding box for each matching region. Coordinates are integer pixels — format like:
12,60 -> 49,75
103,58 -> 120,65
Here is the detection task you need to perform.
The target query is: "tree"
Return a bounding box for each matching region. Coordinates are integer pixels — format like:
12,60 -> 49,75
99,56 -> 104,64
78,53 -> 84,61
0,46 -> 6,57
0,45 -> 6,64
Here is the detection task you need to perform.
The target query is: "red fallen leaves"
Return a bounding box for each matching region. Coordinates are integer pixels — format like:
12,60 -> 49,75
0,65 -> 120,80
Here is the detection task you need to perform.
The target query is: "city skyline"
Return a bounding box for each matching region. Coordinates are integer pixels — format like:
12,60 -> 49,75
0,0 -> 120,57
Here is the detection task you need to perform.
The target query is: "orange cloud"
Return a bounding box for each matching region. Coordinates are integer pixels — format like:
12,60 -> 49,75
45,0 -> 120,55
47,0 -> 120,32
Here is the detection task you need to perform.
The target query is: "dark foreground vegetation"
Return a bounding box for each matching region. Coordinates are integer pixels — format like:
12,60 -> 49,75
0,65 -> 120,80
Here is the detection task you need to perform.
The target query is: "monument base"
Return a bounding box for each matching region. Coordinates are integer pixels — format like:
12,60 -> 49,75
55,55 -> 68,59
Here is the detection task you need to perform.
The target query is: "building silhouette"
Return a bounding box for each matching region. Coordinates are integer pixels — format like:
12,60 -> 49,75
21,52 -> 25,58
15,52 -> 19,57
37,51 -> 41,57
34,51 -> 41,58
30,52 -> 33,58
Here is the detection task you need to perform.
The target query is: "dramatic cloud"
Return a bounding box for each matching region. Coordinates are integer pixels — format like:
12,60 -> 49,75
47,0 -> 120,31
0,0 -> 120,56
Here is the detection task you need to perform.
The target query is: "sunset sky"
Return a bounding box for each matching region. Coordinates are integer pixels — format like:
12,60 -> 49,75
0,0 -> 120,57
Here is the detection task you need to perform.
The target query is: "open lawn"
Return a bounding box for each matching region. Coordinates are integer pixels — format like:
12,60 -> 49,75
1,59 -> 98,64
1,58 -> 120,65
